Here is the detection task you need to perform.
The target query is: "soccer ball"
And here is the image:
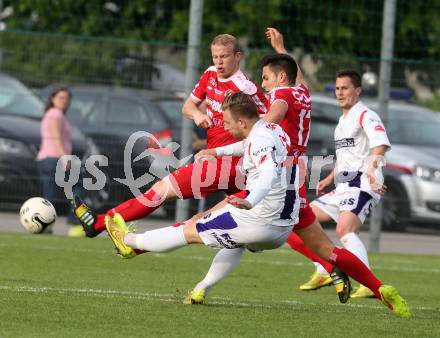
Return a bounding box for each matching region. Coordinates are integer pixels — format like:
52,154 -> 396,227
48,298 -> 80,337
19,197 -> 57,234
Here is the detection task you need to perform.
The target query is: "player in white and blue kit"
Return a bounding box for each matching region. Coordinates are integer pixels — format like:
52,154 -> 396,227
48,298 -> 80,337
105,92 -> 298,257
194,97 -> 299,251
307,70 -> 391,297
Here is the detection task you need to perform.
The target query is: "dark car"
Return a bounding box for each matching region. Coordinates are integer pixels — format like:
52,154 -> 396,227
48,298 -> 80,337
0,74 -> 98,210
40,85 -> 178,208
151,94 -> 185,137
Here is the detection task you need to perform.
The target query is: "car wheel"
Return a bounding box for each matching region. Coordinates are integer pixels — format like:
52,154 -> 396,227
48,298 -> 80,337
381,182 -> 410,232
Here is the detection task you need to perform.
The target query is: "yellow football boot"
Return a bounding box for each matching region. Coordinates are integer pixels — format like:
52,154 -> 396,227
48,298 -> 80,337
379,285 -> 411,318
183,289 -> 206,305
299,272 -> 333,291
105,213 -> 136,259
351,285 -> 376,298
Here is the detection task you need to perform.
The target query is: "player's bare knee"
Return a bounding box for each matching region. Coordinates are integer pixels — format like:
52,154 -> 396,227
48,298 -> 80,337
336,212 -> 362,238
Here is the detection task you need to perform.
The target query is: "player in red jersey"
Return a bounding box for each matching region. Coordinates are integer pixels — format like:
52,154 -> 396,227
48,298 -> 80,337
265,29 -> 389,295
264,28 -> 337,290
72,34 -> 268,238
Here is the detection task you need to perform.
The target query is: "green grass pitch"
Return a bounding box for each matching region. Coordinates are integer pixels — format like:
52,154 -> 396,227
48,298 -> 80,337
1,232 -> 439,337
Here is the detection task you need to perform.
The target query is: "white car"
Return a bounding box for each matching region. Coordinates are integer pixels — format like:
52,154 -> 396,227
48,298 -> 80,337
312,94 -> 440,231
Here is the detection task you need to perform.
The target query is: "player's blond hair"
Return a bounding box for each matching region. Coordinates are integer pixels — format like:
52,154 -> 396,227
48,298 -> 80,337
211,34 -> 241,53
222,92 -> 258,120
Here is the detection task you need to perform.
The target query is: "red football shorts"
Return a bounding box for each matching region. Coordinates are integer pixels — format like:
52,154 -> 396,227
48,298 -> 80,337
169,156 -> 243,199
295,184 -> 316,230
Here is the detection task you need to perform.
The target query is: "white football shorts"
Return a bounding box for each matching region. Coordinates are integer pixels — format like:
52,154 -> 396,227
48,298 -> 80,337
311,172 -> 380,223
195,208 -> 293,252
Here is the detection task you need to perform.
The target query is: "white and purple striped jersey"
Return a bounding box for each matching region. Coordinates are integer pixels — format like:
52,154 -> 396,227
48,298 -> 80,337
218,119 -> 300,226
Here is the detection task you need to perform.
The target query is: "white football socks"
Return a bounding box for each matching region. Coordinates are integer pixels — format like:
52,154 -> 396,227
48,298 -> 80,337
340,232 -> 370,268
314,262 -> 330,275
194,247 -> 245,293
124,226 -> 187,252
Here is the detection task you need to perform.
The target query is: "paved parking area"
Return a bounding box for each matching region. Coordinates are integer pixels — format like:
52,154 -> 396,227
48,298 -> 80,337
3,211 -> 439,255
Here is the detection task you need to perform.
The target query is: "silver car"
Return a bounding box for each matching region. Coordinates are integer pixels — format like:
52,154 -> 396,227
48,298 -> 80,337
312,94 -> 440,231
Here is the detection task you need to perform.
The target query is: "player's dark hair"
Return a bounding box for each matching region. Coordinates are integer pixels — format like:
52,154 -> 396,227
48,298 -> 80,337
261,54 -> 298,85
336,69 -> 362,88
211,34 -> 241,53
44,87 -> 71,114
222,92 -> 258,120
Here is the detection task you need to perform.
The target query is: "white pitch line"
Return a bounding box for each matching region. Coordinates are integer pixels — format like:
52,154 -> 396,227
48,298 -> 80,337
2,242 -> 440,274
160,254 -> 440,274
0,285 -> 436,313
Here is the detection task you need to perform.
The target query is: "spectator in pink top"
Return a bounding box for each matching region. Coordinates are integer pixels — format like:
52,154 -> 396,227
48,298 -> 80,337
37,87 -> 82,236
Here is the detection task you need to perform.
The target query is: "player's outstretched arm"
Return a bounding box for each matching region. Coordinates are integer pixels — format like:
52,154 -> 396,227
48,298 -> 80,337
182,96 -> 213,129
265,27 -> 307,87
263,100 -> 289,124
194,148 -> 217,163
195,141 -> 245,163
239,151 -> 278,209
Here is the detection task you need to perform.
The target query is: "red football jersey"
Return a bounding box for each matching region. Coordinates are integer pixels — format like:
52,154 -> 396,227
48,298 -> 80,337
191,66 -> 269,149
268,84 -> 312,155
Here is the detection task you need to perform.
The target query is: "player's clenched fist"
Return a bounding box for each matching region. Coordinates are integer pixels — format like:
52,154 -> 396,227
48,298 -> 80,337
194,148 -> 217,163
193,111 -> 213,129
316,176 -> 332,196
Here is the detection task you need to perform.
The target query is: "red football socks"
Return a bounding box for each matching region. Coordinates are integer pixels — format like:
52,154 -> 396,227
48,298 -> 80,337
94,189 -> 163,232
329,247 -> 382,299
94,214 -> 107,232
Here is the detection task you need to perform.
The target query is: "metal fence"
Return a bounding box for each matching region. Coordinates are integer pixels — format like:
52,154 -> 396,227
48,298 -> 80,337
0,1 -> 439,99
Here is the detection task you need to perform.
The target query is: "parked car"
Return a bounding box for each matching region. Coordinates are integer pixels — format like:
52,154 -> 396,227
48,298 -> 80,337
151,94 -> 184,133
0,74 -> 101,211
40,85 -> 179,209
312,94 -> 440,231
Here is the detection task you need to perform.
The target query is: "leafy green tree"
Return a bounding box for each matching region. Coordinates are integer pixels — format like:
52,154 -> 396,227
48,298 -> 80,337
0,0 -> 438,95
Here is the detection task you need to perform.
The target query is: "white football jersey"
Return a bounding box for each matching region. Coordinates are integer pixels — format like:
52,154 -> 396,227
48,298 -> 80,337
334,101 -> 391,177
226,120 -> 300,226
